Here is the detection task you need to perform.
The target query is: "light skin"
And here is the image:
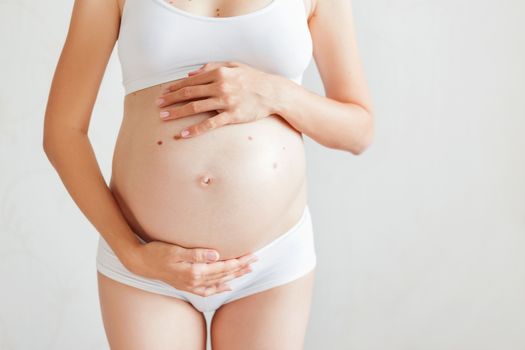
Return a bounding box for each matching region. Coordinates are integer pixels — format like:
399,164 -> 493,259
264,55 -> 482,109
44,0 -> 373,348
156,2 -> 374,154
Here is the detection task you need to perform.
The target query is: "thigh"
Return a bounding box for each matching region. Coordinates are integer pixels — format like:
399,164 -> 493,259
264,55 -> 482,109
97,271 -> 207,350
210,268 -> 316,350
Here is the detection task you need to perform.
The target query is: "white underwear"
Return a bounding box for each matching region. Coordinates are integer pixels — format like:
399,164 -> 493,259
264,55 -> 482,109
96,205 -> 317,313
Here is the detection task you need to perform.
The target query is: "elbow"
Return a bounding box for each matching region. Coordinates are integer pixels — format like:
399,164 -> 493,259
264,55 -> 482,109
42,132 -> 51,157
42,128 -> 64,163
43,134 -> 57,165
42,134 -> 50,155
348,112 -> 375,155
42,127 -> 56,158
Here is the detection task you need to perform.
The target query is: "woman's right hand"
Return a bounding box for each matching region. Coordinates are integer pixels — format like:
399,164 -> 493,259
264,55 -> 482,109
123,240 -> 259,297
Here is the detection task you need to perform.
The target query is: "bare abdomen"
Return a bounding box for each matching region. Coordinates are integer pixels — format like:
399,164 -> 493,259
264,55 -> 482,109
109,85 -> 308,259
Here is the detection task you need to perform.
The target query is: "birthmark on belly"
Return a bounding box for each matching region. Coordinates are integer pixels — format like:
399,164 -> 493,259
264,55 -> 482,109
157,140 -> 163,145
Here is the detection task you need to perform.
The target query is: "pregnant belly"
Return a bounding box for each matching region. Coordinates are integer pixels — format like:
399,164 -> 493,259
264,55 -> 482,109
110,89 -> 308,260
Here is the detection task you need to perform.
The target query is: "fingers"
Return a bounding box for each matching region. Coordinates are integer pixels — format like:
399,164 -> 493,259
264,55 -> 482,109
182,254 -> 259,297
203,263 -> 248,282
159,97 -> 224,121
195,253 -> 259,276
205,265 -> 253,286
190,265 -> 253,297
192,283 -> 232,297
174,246 -> 221,263
161,70 -> 217,95
179,112 -> 233,138
157,84 -> 214,108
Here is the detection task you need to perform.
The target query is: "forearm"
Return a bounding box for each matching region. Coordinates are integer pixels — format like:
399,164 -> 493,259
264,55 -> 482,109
271,75 -> 374,154
43,131 -> 141,267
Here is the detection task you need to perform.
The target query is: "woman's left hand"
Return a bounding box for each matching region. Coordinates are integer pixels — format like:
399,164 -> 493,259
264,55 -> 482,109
156,61 -> 281,138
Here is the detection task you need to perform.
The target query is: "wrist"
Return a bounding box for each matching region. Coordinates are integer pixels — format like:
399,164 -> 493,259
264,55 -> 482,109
115,238 -> 144,272
267,73 -> 296,115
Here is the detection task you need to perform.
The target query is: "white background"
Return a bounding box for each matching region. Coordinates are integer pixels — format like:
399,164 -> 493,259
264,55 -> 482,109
1,0 -> 524,349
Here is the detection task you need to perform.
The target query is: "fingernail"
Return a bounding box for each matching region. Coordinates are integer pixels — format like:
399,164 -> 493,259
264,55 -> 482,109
160,111 -> 170,118
181,129 -> 190,137
155,98 -> 164,106
207,251 -> 218,261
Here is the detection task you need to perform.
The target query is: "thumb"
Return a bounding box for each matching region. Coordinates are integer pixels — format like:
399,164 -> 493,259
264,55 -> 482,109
184,248 -> 220,263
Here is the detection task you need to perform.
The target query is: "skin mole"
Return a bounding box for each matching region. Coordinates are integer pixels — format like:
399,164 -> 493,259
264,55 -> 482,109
157,140 -> 163,145
273,162 -> 278,169
248,135 -> 253,140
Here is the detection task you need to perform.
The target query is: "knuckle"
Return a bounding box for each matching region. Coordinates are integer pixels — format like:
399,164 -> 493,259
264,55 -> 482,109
190,264 -> 202,276
189,278 -> 202,288
217,66 -> 228,77
229,112 -> 241,123
191,250 -> 201,261
204,118 -> 216,130
188,101 -> 199,114
226,259 -> 239,270
217,114 -> 229,126
223,94 -> 235,106
217,82 -> 229,94
181,87 -> 192,99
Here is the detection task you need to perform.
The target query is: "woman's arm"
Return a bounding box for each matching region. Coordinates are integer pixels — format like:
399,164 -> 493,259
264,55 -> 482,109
272,0 -> 374,155
43,0 -> 142,267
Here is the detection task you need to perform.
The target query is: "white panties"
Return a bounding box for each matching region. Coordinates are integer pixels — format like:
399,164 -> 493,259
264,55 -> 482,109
96,205 -> 317,313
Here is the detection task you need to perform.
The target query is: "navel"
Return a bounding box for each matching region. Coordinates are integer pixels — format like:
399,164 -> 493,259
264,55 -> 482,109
199,174 -> 214,186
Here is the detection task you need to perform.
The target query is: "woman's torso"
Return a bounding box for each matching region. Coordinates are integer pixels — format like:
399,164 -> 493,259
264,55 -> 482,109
110,0 -> 313,260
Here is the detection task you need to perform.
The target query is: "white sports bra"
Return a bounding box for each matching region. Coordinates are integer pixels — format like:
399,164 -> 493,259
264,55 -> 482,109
117,0 -> 313,95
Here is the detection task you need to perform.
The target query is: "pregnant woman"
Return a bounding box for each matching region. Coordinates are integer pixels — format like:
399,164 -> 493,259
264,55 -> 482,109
43,0 -> 373,348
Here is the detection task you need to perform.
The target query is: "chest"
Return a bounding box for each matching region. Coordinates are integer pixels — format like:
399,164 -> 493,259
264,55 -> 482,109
117,0 -> 313,82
